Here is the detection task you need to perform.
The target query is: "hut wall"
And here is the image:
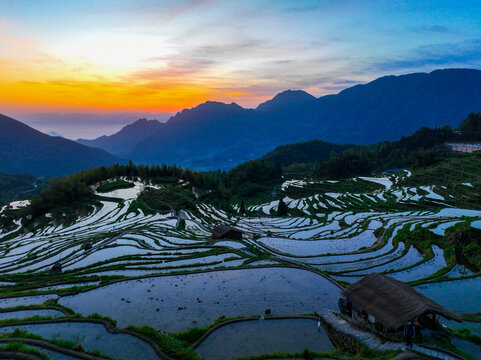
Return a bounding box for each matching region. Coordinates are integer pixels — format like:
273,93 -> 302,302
346,309 -> 403,341
225,230 -> 242,240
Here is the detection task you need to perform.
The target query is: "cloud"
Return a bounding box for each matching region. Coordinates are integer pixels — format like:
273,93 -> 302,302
367,38 -> 481,72
134,57 -> 217,78
153,0 -> 220,26
283,3 -> 322,13
108,0 -> 220,27
408,25 -> 456,35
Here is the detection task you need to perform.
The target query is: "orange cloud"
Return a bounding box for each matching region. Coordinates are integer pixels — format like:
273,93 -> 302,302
0,77 -> 217,112
0,27 -> 268,113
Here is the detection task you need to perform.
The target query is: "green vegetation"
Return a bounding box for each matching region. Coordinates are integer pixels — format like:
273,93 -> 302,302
313,126 -> 453,179
127,325 -> 201,360
234,349 -> 341,360
263,140 -> 355,167
15,158 -> 283,218
457,112 -> 481,142
451,327 -> 481,346
0,315 -> 58,325
134,186 -> 197,212
96,179 -> 134,193
0,341 -> 49,359
283,178 -> 383,199
87,312 -> 117,327
0,328 -> 115,359
196,159 -> 284,210
233,347 -> 400,360
7,113 -> 481,220
400,152 -> 481,188
25,176 -> 94,220
17,161 -> 221,220
4,329 -> 80,353
394,226 -> 442,258
0,173 -> 48,206
225,159 -> 282,199
277,198 -> 288,216
247,113 -> 481,184
446,223 -> 481,271
171,327 -> 206,344
311,113 -> 481,180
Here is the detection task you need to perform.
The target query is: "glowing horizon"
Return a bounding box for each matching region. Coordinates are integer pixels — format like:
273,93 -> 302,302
1,0 -> 481,116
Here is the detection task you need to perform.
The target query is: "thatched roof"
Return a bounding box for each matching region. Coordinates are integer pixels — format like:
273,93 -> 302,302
342,273 -> 461,329
211,224 -> 243,239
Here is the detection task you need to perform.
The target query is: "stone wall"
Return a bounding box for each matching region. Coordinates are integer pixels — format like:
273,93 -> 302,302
319,313 -> 363,354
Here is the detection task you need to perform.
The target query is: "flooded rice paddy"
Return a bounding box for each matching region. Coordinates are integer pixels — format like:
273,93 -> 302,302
0,308 -> 64,320
1,173 -> 481,359
451,337 -> 481,359
0,294 -> 58,308
196,318 -> 334,360
416,276 -> 481,315
60,267 -> 341,332
0,321 -> 159,360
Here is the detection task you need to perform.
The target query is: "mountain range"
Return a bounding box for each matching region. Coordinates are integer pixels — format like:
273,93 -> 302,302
87,68 -> 481,170
0,114 -> 122,177
77,118 -> 163,157
2,68 -> 481,177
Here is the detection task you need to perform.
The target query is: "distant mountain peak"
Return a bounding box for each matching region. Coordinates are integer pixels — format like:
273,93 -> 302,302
256,90 -> 316,112
170,101 -> 246,123
196,101 -> 244,110
126,68 -> 481,171
47,131 -> 63,137
0,113 -> 121,177
124,118 -> 160,129
76,118 -> 163,156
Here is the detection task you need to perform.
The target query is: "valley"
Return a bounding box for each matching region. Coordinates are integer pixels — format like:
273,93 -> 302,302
0,152 -> 480,359
3,1 -> 481,358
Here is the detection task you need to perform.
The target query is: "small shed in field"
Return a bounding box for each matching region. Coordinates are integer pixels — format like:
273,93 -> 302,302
212,225 -> 243,240
339,273 -> 460,335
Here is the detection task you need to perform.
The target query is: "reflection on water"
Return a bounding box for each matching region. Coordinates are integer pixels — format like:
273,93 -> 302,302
60,267 -> 341,332
0,321 -> 158,360
416,276 -> 481,314
197,318 -> 335,360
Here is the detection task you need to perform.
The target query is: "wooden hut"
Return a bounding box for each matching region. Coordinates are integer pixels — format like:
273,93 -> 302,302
339,273 -> 460,336
211,225 -> 243,240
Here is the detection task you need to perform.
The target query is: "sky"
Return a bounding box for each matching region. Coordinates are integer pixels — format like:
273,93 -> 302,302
1,0 -> 481,138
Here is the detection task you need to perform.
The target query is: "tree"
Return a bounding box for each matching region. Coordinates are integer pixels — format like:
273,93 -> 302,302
277,198 -> 288,216
239,199 -> 246,214
457,113 -> 481,141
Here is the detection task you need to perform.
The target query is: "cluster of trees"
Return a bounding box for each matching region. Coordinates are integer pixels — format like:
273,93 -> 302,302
0,173 -> 47,206
457,112 -> 481,142
73,161 -> 221,190
137,186 -> 197,212
223,159 -> 282,198
311,113 -> 481,180
199,159 -> 283,211
25,177 -> 93,218
262,140 -> 354,167
16,113 -> 481,219
21,162 -> 222,218
96,179 -> 135,193
312,126 -> 453,179
20,159 -> 283,218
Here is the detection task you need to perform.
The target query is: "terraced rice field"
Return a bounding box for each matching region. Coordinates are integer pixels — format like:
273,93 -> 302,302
0,170 -> 480,359
195,318 -> 334,360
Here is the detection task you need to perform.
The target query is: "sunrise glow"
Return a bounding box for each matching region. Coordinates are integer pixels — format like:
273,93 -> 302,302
1,0 -> 481,116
